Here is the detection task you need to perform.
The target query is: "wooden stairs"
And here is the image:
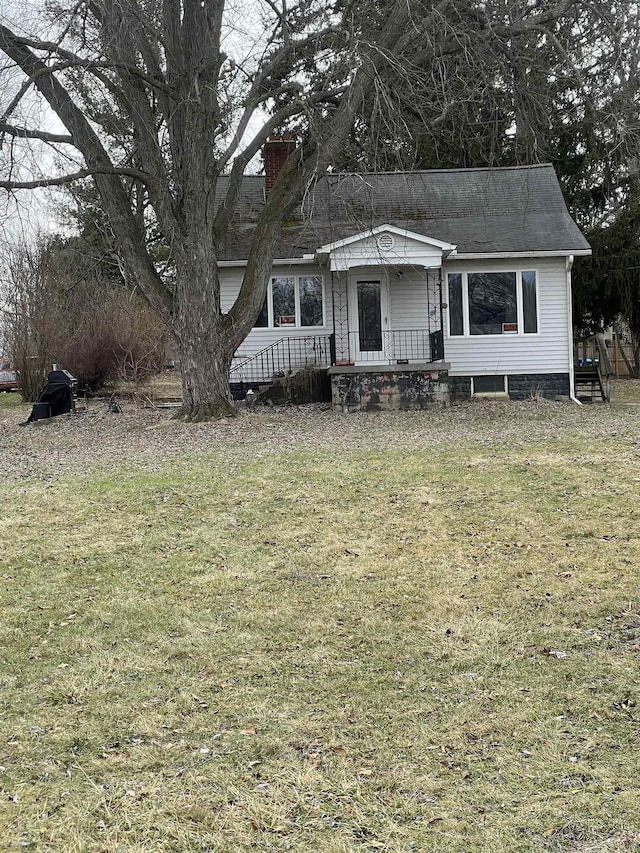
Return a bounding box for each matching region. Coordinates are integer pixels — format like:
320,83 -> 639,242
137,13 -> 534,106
573,335 -> 612,403
574,365 -> 607,402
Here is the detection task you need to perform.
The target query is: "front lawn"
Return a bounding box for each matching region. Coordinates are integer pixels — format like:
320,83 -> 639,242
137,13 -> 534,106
1,390 -> 639,851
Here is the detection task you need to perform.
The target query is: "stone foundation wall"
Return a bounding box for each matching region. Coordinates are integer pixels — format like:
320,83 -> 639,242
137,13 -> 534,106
506,373 -> 571,400
330,367 -> 450,412
449,373 -> 571,401
448,376 -> 472,400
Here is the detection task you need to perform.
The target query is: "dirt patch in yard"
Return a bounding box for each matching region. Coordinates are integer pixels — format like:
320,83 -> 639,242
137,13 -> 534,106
2,380 -> 640,482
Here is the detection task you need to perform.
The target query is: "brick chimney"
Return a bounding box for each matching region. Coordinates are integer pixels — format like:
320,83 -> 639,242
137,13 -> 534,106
264,135 -> 296,194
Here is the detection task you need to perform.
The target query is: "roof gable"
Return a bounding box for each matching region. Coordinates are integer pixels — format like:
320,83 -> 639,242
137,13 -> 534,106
317,223 -> 457,253
316,224 -> 457,271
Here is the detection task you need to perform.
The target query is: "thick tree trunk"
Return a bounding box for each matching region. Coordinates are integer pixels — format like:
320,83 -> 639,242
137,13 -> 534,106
172,241 -> 237,421
175,325 -> 235,421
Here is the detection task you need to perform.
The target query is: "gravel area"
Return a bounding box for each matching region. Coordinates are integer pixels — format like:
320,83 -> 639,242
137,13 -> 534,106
2,387 -> 640,482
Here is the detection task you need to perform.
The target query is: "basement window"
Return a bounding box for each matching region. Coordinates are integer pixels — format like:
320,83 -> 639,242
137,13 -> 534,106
472,375 -> 508,396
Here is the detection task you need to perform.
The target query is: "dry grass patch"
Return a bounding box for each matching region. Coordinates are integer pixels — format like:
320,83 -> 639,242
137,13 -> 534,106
0,392 -> 639,851
610,379 -> 640,404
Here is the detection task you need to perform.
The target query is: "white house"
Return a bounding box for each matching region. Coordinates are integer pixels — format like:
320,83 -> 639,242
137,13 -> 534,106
219,146 -> 591,410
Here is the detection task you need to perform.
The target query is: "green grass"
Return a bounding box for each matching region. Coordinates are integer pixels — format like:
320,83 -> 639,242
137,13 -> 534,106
1,398 -> 640,850
0,391 -> 26,410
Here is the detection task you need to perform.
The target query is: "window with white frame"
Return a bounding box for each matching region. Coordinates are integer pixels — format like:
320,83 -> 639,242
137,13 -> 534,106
254,275 -> 325,328
447,270 -> 538,336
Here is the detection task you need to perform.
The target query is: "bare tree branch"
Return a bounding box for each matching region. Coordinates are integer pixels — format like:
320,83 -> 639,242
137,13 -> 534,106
216,24 -> 343,171
0,165 -> 148,189
0,22 -> 173,324
0,122 -> 74,144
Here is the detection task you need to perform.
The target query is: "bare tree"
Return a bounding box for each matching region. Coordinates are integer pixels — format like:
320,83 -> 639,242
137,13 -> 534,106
0,0 -> 586,419
3,242 -> 58,400
3,234 -> 168,396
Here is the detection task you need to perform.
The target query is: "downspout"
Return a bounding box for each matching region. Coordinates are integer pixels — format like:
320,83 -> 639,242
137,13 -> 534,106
566,254 -> 582,405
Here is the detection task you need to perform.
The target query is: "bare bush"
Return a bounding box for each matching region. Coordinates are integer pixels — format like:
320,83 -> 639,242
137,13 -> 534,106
60,288 -> 167,390
3,238 -> 167,397
4,244 -> 63,401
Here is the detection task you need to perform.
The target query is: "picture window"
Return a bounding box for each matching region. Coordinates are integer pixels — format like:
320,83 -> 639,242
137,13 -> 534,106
447,270 -> 538,337
254,276 -> 325,328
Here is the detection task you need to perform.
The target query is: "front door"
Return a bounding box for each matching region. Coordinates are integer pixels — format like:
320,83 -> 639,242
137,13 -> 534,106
349,275 -> 389,363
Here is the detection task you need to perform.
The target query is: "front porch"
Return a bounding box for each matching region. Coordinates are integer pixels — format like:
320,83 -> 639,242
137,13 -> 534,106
229,225 -> 453,406
321,236 -> 451,409
335,327 -> 444,366
230,267 -> 448,398
228,327 -> 448,404
324,226 -> 451,370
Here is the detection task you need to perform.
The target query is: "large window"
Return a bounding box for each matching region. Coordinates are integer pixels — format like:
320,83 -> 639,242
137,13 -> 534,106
468,272 -> 516,335
272,277 -> 296,325
448,270 -> 538,337
254,275 -> 324,328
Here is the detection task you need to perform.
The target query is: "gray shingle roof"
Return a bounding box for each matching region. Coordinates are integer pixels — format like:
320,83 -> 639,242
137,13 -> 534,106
216,164 -> 590,261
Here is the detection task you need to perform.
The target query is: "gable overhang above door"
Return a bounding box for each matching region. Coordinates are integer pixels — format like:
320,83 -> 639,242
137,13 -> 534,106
315,224 -> 457,272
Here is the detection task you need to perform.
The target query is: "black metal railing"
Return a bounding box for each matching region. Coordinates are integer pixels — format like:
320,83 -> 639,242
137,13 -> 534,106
230,334 -> 334,385
345,329 -> 444,364
229,328 -> 445,387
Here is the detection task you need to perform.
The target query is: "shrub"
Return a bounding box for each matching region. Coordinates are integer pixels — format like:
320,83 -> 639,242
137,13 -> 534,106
4,237 -> 168,397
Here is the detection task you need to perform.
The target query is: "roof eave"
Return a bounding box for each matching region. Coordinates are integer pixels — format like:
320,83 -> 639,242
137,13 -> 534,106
217,248 -> 591,267
452,249 -> 592,260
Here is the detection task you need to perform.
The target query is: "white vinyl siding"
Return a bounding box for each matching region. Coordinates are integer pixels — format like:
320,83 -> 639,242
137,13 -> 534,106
223,256 -> 571,378
443,258 -> 569,376
389,268 -> 434,330
327,230 -> 447,271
